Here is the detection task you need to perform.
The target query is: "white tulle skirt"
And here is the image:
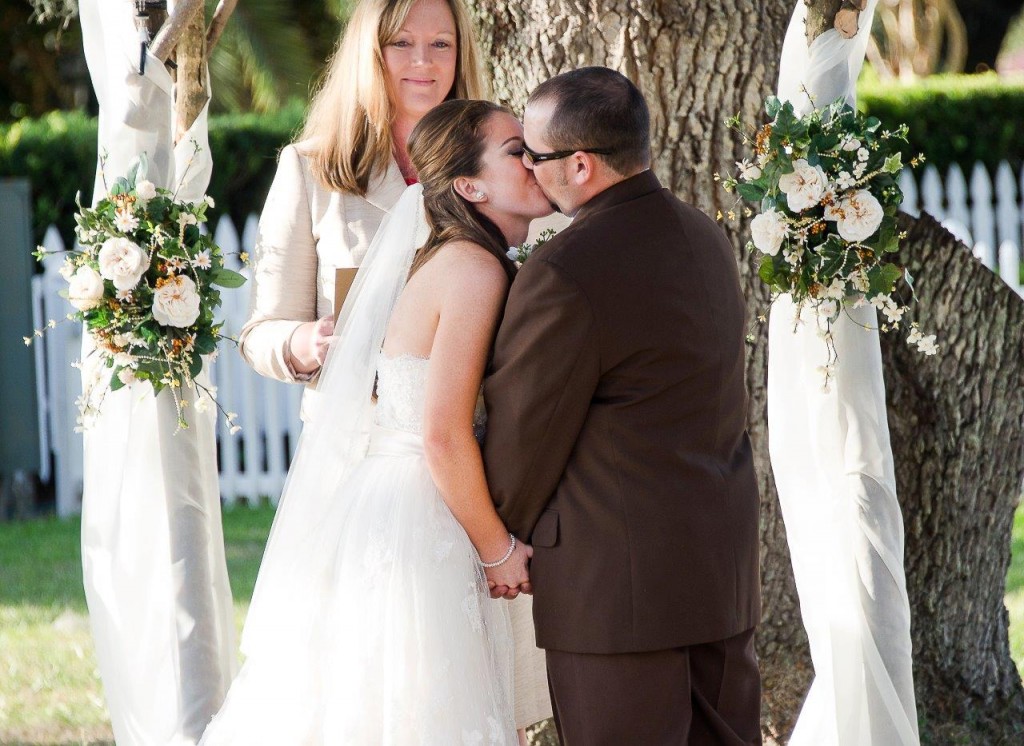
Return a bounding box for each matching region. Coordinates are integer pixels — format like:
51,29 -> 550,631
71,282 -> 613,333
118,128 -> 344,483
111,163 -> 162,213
200,428 -> 516,745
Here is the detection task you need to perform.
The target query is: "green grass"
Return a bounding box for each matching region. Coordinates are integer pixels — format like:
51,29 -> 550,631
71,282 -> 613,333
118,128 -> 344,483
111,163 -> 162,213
1006,503 -> 1024,680
2,502 -> 1024,744
0,505 -> 276,746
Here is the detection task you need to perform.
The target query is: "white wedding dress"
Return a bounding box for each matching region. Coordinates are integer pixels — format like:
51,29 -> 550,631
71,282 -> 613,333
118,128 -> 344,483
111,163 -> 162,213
200,186 -> 516,745
201,353 -> 515,745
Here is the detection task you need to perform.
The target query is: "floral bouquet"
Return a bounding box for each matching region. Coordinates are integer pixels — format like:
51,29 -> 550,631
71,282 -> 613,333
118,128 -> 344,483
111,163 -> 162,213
720,96 -> 937,386
30,154 -> 246,431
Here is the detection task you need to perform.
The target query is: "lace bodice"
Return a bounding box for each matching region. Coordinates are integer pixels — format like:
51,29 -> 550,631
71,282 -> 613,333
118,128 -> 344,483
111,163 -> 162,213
374,353 -> 486,437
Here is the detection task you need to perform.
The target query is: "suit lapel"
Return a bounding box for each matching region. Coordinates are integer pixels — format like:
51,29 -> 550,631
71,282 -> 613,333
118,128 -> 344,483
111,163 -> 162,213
364,158 -> 408,214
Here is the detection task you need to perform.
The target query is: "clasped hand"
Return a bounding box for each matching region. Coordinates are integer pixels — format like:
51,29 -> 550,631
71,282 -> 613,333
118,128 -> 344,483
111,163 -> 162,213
485,540 -> 532,600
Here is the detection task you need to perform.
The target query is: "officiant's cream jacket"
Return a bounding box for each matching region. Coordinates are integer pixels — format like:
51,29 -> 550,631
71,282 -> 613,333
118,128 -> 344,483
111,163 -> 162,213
238,143 -> 407,417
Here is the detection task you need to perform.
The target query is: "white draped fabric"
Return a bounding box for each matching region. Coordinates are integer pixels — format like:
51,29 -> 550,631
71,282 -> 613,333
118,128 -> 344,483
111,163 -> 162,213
770,2 -> 920,744
78,2 -> 236,743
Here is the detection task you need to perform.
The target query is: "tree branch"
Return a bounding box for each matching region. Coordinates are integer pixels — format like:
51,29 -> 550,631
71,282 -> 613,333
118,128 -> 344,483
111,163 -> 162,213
150,0 -> 205,63
206,0 -> 239,56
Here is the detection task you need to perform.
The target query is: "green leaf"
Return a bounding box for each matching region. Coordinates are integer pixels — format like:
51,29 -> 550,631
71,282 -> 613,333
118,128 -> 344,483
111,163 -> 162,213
867,263 -> 903,296
758,255 -> 777,286
736,182 -> 765,202
189,355 -> 203,380
818,236 -> 858,278
194,334 -> 217,355
765,96 -> 782,119
210,268 -> 247,288
109,372 -> 126,391
868,215 -> 900,253
882,153 -> 903,174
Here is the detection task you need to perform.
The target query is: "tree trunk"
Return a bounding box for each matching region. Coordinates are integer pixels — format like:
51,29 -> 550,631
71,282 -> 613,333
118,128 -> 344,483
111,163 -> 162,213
884,213 -> 1024,744
172,1 -> 208,142
469,1 -> 1024,744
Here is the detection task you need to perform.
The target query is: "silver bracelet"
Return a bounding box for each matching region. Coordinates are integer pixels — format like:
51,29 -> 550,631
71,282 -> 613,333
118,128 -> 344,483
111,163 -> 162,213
480,533 -> 516,568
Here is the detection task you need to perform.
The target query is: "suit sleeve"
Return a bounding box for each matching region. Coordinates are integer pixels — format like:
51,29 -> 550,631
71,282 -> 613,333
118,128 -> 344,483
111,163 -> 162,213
237,144 -> 319,383
483,258 -> 600,541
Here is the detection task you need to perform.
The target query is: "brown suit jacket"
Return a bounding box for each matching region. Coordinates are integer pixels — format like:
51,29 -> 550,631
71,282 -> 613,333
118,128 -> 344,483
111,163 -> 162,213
482,170 -> 760,655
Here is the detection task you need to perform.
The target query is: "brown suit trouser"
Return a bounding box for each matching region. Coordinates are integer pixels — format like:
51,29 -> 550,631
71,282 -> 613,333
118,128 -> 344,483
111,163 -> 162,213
545,627 -> 761,745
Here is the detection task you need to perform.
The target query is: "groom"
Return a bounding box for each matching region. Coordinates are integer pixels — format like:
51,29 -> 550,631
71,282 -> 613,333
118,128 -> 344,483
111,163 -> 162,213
482,67 -> 762,744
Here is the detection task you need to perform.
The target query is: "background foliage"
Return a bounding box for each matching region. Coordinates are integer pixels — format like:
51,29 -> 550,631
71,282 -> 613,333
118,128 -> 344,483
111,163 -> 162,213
5,75 -> 1024,248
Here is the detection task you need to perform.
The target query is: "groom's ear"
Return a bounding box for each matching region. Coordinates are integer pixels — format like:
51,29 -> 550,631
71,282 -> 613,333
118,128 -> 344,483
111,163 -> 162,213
570,153 -> 595,186
452,176 -> 483,203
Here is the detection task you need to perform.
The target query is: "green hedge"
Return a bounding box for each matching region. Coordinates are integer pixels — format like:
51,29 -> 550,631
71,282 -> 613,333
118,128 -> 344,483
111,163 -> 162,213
858,73 -> 1024,175
5,77 -> 1024,246
0,103 -> 304,247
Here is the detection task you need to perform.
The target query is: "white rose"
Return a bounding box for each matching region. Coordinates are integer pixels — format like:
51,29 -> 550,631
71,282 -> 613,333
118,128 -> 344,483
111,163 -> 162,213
152,275 -> 201,328
778,159 -> 828,212
836,189 -> 884,243
98,237 -> 149,291
135,180 -> 157,200
68,266 -> 105,311
749,209 -> 788,256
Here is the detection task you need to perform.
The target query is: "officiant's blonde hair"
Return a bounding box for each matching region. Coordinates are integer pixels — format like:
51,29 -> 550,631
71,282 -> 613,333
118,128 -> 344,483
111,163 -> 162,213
298,0 -> 486,196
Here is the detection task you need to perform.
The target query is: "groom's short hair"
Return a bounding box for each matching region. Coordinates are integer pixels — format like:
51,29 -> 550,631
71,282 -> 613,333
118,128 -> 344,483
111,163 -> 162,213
528,67 -> 651,176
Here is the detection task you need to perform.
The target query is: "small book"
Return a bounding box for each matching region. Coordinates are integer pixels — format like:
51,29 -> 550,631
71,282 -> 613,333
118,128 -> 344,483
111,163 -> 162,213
334,267 -> 358,319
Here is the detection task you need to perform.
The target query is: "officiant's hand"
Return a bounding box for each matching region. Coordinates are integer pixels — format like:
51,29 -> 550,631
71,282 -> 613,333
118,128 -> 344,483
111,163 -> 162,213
289,315 -> 335,374
486,541 -> 533,600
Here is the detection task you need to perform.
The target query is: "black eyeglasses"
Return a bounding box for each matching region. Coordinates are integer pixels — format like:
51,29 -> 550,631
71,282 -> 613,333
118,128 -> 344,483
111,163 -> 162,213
521,143 -> 615,165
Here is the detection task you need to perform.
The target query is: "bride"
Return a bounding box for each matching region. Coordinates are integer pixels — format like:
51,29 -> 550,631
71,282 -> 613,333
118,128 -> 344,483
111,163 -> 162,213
200,99 -> 554,744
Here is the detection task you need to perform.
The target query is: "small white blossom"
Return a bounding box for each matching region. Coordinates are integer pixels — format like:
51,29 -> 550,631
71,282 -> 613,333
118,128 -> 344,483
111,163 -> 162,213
203,195 -> 216,208
882,303 -> 906,324
736,159 -> 762,181
853,162 -> 867,179
835,171 -> 857,190
115,210 -> 140,233
840,135 -> 861,151
823,276 -> 846,300
783,246 -> 805,267
816,299 -> 838,319
857,147 -> 870,162
190,249 -> 212,270
194,396 -> 210,413
113,351 -> 136,368
178,212 -> 198,228
869,294 -> 890,311
59,260 -> 76,281
229,425 -> 242,435
849,271 -> 871,293
917,334 -> 939,355
117,367 -> 137,385
116,289 -> 133,301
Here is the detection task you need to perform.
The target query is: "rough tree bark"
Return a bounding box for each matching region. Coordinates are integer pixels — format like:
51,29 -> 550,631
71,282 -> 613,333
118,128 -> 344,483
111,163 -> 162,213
885,213 -> 1024,744
469,1 -> 1024,743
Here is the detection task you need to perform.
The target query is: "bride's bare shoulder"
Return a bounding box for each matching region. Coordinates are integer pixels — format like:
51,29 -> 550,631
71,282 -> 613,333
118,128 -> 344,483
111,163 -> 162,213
427,240 -> 509,295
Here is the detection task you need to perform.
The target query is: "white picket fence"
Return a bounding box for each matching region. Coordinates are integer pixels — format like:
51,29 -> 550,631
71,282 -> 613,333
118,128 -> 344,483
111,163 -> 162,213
33,214 -> 305,516
31,161 -> 1024,517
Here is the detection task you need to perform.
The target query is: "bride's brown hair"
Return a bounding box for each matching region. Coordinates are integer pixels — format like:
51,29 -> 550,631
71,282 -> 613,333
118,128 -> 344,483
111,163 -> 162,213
407,99 -> 518,282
